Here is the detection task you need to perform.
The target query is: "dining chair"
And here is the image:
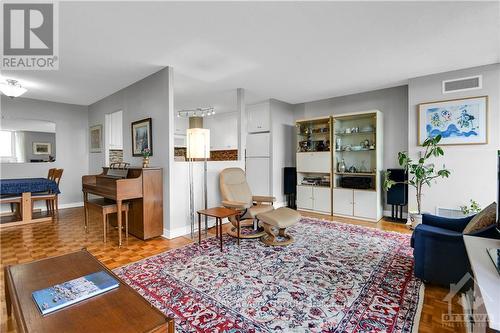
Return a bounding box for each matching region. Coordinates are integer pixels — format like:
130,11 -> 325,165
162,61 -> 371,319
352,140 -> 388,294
32,168 -> 64,216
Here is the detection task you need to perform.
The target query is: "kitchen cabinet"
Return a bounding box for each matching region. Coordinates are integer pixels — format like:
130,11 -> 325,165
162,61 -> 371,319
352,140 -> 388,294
247,102 -> 270,133
205,113 -> 237,151
108,110 -> 123,150
296,152 -> 330,173
174,117 -> 188,136
333,188 -> 353,216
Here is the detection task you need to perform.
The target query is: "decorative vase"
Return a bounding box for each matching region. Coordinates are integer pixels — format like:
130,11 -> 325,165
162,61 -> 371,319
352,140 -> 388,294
338,158 -> 346,173
142,156 -> 150,168
408,213 -> 422,229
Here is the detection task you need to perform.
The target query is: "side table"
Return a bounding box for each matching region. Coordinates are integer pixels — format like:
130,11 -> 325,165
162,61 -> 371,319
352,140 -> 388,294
197,207 -> 240,251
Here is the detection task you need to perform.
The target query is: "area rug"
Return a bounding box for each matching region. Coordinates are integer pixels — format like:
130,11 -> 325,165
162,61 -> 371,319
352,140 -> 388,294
114,217 -> 423,332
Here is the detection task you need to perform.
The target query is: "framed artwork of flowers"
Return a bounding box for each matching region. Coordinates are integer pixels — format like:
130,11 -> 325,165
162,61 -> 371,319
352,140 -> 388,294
418,96 -> 488,145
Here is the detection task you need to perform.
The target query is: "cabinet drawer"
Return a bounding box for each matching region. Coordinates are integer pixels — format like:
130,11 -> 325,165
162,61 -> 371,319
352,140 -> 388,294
296,152 -> 330,173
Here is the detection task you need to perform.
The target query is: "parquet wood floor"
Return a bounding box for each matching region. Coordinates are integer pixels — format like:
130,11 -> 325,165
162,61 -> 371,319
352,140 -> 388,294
0,208 -> 465,333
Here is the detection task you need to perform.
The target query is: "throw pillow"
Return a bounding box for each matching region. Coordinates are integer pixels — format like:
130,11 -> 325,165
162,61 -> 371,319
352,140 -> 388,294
463,202 -> 497,234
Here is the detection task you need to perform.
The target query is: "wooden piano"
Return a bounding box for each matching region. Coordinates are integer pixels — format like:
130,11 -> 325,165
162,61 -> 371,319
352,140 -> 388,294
82,167 -> 163,244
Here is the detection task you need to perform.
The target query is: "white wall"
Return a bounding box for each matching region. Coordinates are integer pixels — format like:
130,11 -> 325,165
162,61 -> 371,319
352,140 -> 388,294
1,96 -> 89,206
169,160 -> 244,238
270,99 -> 295,205
408,63 -> 500,213
88,67 -> 175,232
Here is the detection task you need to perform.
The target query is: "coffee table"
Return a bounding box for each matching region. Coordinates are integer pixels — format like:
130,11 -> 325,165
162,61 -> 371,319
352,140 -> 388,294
197,207 -> 240,251
4,249 -> 174,333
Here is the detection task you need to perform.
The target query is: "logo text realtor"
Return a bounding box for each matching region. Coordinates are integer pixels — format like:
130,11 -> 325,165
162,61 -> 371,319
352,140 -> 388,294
1,2 -> 59,70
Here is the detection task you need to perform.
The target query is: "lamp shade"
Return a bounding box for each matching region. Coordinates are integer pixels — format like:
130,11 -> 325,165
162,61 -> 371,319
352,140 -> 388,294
186,128 -> 210,159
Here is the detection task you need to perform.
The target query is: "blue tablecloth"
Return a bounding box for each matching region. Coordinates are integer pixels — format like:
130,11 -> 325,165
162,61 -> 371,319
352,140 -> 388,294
0,178 -> 60,195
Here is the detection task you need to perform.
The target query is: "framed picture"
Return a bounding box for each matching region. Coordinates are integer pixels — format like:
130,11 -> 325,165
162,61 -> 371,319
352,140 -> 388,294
90,125 -> 103,153
418,96 -> 488,145
32,142 -> 51,155
131,118 -> 153,156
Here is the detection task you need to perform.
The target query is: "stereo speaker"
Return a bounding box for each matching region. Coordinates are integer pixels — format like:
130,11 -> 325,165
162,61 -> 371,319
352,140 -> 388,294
387,169 -> 408,205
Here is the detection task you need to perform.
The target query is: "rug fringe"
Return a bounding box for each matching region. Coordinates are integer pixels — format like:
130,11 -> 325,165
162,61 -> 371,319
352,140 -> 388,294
412,283 -> 426,333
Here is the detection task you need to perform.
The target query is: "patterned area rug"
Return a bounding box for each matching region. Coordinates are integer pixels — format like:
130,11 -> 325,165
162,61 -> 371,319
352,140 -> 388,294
115,217 -> 423,332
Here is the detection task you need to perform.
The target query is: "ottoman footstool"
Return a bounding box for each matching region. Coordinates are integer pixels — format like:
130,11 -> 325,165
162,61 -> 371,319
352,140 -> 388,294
257,207 -> 301,246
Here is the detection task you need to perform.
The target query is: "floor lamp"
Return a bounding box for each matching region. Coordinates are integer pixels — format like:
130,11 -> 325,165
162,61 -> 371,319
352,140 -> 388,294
186,128 -> 210,239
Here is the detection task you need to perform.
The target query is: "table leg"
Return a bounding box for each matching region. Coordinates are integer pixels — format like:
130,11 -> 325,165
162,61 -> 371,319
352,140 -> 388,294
83,191 -> 88,232
205,215 -> 208,237
21,192 -> 32,222
219,218 -> 223,251
4,267 -> 11,316
198,213 -> 201,244
237,215 -> 240,246
116,200 -> 122,246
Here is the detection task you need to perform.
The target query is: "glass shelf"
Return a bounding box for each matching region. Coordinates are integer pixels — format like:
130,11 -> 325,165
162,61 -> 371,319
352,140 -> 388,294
334,149 -> 375,153
334,172 -> 375,176
334,131 -> 375,136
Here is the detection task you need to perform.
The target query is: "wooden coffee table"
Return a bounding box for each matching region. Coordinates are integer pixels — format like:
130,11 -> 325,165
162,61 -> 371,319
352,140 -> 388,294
197,207 -> 240,251
4,249 -> 174,333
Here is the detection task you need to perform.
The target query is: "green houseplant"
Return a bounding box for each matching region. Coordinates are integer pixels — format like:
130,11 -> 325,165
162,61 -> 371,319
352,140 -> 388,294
383,135 -> 451,228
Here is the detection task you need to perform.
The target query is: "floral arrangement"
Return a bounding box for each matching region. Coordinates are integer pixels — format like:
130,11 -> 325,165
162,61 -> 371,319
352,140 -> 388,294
142,148 -> 151,158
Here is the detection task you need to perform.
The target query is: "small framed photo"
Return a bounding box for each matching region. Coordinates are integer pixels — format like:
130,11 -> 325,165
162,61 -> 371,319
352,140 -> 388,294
131,118 -> 153,156
418,96 -> 488,145
33,142 -> 51,155
90,125 -> 103,153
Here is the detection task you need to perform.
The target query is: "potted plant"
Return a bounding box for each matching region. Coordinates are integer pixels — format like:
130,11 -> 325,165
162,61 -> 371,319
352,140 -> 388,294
142,148 -> 151,168
383,135 -> 451,228
460,199 -> 481,216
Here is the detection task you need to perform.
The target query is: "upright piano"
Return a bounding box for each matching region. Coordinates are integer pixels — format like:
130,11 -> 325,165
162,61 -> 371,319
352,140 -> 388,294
82,167 -> 163,241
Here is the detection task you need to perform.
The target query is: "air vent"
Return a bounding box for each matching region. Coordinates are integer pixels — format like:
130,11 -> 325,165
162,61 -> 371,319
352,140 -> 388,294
442,75 -> 482,94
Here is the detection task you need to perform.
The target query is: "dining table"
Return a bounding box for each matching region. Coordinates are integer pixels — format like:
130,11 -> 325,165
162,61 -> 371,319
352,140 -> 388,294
0,178 -> 60,228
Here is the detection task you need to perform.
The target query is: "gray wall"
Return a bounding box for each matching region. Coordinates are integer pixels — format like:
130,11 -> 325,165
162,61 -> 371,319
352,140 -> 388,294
23,131 -> 56,162
88,67 -> 175,233
408,63 -> 499,213
1,96 -> 89,205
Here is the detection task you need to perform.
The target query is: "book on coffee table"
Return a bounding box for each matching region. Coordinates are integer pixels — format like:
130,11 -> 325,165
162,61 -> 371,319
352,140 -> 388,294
32,271 -> 119,315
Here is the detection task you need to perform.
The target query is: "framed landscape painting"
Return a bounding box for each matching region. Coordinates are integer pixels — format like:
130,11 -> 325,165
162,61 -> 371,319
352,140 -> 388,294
33,142 -> 51,155
131,118 -> 153,156
418,96 -> 488,145
90,125 -> 103,153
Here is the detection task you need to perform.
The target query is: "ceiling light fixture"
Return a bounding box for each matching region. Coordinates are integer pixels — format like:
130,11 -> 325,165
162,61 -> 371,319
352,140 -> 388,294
177,107 -> 215,118
0,79 -> 27,98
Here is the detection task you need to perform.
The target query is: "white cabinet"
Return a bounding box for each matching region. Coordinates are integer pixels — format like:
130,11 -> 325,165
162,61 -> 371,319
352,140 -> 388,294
296,185 -> 313,210
353,190 -> 377,220
246,133 -> 270,157
296,152 -> 330,173
205,113 -> 237,150
246,157 -> 270,195
297,185 -> 331,213
247,102 -> 270,133
333,188 -> 353,216
313,187 -> 331,213
333,188 -> 378,220
108,111 -> 123,149
175,117 -> 188,135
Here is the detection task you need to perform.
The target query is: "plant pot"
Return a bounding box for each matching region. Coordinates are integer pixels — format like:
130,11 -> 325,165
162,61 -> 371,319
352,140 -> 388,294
142,156 -> 150,168
408,213 -> 422,229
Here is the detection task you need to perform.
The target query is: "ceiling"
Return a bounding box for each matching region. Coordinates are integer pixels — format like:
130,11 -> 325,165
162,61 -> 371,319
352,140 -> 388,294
1,1 -> 499,106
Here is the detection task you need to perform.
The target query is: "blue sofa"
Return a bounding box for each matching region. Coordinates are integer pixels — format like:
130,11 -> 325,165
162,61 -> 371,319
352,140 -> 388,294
411,214 -> 499,287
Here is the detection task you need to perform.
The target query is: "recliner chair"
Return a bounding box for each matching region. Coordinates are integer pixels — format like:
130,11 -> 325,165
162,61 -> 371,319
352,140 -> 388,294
220,167 -> 275,239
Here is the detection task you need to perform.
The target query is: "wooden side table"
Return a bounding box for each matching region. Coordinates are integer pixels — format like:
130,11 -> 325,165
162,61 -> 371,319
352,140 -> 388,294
197,207 -> 240,251
4,249 -> 174,333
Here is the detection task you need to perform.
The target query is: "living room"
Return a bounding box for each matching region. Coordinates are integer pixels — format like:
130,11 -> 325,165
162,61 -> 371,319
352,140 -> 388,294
0,1 -> 499,333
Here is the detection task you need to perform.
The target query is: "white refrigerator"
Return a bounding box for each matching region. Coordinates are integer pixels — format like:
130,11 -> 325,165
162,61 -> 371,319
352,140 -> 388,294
245,133 -> 270,196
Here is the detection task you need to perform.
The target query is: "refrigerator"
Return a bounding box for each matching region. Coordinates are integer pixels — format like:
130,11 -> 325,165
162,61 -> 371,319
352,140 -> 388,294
245,133 -> 270,196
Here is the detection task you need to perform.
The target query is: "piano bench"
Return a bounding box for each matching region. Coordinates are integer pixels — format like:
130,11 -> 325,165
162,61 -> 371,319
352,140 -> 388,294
84,198 -> 129,244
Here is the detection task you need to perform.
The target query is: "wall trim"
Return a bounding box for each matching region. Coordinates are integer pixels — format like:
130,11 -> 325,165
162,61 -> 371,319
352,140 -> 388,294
162,218 -> 230,239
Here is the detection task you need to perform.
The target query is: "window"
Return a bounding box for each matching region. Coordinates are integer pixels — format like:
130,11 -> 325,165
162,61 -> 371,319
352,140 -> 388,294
0,130 -> 13,157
